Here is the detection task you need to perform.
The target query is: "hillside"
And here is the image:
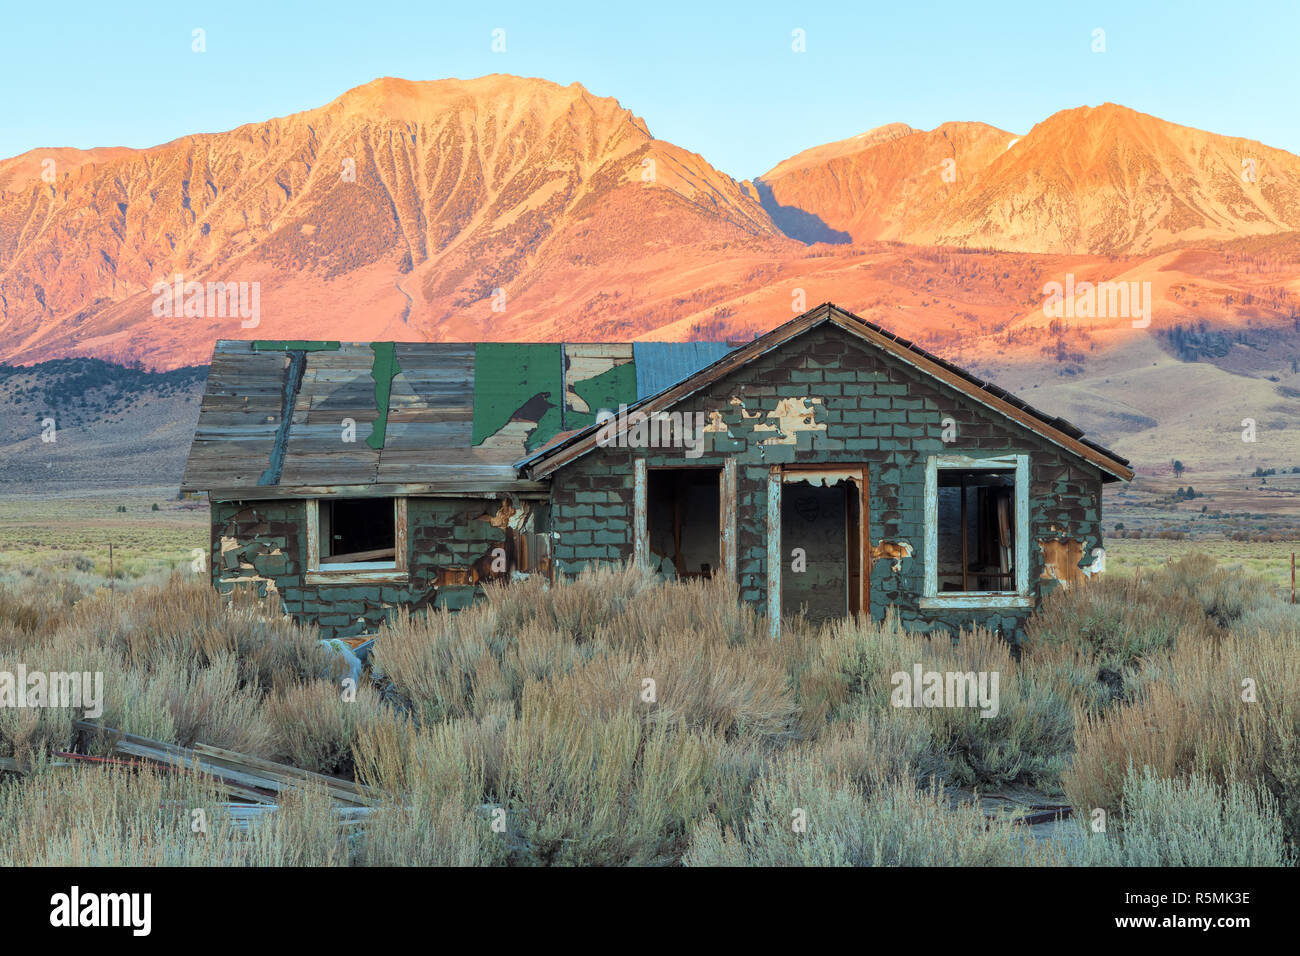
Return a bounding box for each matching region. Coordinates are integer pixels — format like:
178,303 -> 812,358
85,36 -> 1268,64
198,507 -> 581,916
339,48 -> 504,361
0,358 -> 206,490
3,83 -> 1300,373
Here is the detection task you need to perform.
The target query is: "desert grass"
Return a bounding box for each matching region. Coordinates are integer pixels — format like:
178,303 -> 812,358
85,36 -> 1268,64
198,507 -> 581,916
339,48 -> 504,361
683,752 -> 1065,866
1074,767 -> 1293,867
2,554 -> 1298,865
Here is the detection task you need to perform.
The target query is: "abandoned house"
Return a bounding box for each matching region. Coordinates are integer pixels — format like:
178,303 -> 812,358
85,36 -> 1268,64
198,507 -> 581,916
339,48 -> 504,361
181,302 -> 1133,641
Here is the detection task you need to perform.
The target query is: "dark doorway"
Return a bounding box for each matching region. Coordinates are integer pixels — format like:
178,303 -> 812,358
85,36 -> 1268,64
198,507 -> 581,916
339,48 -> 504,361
647,468 -> 721,578
780,478 -> 861,623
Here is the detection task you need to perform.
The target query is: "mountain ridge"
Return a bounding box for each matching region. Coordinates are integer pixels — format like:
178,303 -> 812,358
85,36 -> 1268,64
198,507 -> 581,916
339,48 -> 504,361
1,77 -> 1298,377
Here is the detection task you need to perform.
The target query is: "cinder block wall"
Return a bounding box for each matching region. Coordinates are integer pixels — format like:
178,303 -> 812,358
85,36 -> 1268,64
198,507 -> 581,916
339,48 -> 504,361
210,496 -> 534,638
548,324 -> 1104,643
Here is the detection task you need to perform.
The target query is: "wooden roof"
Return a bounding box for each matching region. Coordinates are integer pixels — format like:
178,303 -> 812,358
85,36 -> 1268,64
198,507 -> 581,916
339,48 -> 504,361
182,339 -> 735,496
520,303 -> 1135,482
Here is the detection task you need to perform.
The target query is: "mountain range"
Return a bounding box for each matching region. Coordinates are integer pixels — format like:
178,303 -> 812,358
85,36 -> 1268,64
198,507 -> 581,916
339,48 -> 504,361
1,74 -> 1298,479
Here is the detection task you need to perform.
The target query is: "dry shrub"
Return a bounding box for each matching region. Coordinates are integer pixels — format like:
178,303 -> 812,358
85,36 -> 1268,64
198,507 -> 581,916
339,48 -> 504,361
1018,635 -> 1124,712
241,781 -> 351,867
484,562 -> 661,638
63,574 -> 330,690
266,679 -> 387,777
0,581 -> 77,636
499,688 -> 717,865
810,705 -> 935,793
0,706 -> 76,762
354,801 -> 508,866
1152,553 -> 1277,628
378,570 -> 798,743
12,551 -> 1291,867
354,711 -> 491,810
923,626 -> 1073,790
351,713 -> 514,864
542,631 -> 797,743
683,752 -> 1062,867
0,763 -> 386,866
1076,767 -> 1292,867
0,763 -> 247,865
1065,626 -> 1300,844
151,651 -> 271,754
376,602 -> 524,723
794,611 -> 915,721
1025,570 -> 1217,673
797,612 -> 1072,790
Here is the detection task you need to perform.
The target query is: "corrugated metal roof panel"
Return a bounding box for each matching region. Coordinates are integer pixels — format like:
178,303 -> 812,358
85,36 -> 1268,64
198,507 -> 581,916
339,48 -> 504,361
633,342 -> 736,399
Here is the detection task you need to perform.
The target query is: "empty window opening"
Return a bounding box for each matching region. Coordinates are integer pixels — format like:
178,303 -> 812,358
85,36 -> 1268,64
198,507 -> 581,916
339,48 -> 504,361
781,478 -> 861,623
936,470 -> 1015,592
320,498 -> 396,569
647,468 -> 721,578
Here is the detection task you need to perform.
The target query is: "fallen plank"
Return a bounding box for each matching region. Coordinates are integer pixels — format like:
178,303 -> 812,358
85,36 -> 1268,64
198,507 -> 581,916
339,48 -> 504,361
188,744 -> 363,805
54,750 -> 276,803
73,721 -> 367,806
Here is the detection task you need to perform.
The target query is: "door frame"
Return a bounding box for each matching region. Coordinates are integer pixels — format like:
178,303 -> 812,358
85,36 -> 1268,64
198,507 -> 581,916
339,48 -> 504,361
766,464 -> 870,639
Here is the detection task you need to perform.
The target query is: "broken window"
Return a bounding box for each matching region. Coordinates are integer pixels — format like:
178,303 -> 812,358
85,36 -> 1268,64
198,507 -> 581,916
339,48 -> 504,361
647,468 -> 721,578
311,497 -> 403,571
935,469 -> 1015,592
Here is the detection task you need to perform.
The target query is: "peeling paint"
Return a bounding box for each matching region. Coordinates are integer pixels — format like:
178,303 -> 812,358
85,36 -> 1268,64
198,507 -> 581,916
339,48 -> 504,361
754,397 -> 826,445
218,574 -> 281,601
872,540 -> 914,573
788,470 -> 859,488
1038,538 -> 1086,587
365,342 -> 402,451
471,343 -> 564,450
477,497 -> 531,533
702,410 -> 728,433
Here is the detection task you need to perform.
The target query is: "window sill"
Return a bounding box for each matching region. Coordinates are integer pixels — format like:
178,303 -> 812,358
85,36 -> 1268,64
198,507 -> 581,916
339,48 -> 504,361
306,569 -> 409,585
919,593 -> 1033,610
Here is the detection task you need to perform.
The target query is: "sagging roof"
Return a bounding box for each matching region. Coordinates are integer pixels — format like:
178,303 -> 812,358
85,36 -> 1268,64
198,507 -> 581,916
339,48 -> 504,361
181,339 -> 736,496
520,303 -> 1134,482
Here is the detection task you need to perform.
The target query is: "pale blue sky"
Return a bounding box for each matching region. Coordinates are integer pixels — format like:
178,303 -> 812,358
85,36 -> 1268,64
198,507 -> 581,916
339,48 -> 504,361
1,0 -> 1295,179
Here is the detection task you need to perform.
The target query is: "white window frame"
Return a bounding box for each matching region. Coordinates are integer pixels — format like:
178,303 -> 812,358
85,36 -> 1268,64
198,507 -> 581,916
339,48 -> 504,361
921,454 -> 1030,610
305,496 -> 408,584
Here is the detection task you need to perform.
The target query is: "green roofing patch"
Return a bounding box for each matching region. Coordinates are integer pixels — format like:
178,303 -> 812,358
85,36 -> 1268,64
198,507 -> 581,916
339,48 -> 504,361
567,361 -> 638,431
251,341 -> 342,351
471,343 -> 564,450
365,343 -> 401,451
